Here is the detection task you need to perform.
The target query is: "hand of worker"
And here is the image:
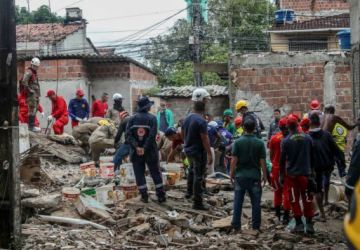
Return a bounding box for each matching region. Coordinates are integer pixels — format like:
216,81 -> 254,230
75,117 -> 82,122
47,115 -> 54,121
136,147 -> 144,156
41,112 -> 45,118
83,117 -> 88,121
262,175 -> 267,188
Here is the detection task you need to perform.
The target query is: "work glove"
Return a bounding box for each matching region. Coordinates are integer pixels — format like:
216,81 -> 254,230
47,115 -> 54,121
41,112 -> 45,118
83,117 -> 88,121
75,117 -> 83,122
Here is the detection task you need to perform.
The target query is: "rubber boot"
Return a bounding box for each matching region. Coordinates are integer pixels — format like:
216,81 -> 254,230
291,217 -> 305,234
28,115 -> 35,131
141,193 -> 149,203
282,210 -> 290,225
275,206 -> 282,221
305,217 -> 315,235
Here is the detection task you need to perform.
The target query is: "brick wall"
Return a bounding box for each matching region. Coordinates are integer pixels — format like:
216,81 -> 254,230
17,59 -> 87,80
130,63 -> 157,82
88,62 -> 130,79
160,96 -> 229,123
280,0 -> 349,12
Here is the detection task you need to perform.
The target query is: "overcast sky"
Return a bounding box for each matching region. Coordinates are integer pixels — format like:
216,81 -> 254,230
15,0 -> 188,46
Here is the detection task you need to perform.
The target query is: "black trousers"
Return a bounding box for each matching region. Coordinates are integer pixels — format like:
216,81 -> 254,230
187,152 -> 207,205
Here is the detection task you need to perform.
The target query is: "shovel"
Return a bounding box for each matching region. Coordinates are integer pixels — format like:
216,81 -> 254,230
44,119 -> 54,135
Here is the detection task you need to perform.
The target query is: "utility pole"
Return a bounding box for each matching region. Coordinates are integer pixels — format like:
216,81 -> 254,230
192,0 -> 203,87
0,0 -> 21,249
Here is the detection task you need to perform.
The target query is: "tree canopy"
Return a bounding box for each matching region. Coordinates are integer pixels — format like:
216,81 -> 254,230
16,5 -> 64,25
139,0 -> 274,86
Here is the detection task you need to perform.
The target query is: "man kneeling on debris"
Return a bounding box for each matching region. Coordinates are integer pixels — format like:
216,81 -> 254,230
72,118 -> 100,153
46,90 -> 69,135
89,119 -> 116,168
230,118 -> 267,231
126,96 -> 166,203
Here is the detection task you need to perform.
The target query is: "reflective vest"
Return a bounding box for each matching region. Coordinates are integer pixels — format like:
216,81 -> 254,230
332,123 -> 347,152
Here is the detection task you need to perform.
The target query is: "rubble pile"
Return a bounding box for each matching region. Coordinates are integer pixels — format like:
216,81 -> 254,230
20,135 -> 349,249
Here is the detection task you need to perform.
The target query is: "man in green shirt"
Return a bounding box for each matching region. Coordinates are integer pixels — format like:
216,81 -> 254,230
230,118 -> 267,231
223,109 -> 236,135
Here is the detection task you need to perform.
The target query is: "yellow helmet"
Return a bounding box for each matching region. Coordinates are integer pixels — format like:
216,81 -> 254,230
98,119 -> 110,127
235,100 -> 248,111
344,181 -> 360,249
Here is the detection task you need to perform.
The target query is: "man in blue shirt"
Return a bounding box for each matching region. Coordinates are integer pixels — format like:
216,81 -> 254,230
182,88 -> 213,210
68,89 -> 90,128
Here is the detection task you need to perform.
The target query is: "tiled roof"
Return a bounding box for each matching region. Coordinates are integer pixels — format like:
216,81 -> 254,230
269,13 -> 349,31
153,85 -> 228,97
16,22 -> 85,43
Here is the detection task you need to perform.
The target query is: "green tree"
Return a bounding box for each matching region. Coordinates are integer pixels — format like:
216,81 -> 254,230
15,5 -> 63,25
140,0 -> 274,86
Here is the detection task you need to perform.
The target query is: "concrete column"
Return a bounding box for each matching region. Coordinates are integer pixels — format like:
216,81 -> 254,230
351,0 -> 360,116
323,61 -> 336,106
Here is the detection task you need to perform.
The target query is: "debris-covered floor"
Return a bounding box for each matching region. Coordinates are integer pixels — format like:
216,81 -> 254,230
20,133 -> 349,250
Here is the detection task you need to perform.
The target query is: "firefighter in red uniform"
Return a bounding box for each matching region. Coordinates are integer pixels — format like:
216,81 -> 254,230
92,92 -> 109,118
46,90 -> 69,135
269,117 -> 291,224
19,57 -> 41,132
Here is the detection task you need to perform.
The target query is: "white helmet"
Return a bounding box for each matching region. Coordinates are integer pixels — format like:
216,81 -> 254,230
113,93 -> 123,100
208,121 -> 218,128
191,88 -> 211,102
31,57 -> 40,67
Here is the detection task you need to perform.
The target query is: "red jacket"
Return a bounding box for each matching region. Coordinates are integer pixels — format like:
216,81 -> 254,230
269,132 -> 284,168
51,96 -> 68,119
92,99 -> 108,117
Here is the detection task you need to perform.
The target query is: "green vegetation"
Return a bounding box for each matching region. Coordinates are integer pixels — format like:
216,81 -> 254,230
16,5 -> 64,25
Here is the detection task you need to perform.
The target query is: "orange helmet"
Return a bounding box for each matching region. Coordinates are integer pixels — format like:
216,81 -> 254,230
310,100 -> 320,110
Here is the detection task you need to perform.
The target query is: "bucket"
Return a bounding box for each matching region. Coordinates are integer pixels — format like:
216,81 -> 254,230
96,184 -> 115,205
328,184 -> 345,203
162,163 -> 182,182
80,161 -> 97,177
119,163 -> 136,184
100,156 -> 113,163
99,163 -> 115,178
62,187 -> 80,202
337,29 -> 351,50
162,172 -> 177,186
120,183 -> 138,200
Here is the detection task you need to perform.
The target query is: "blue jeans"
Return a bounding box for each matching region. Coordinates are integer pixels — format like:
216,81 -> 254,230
232,177 -> 262,230
113,144 -> 130,171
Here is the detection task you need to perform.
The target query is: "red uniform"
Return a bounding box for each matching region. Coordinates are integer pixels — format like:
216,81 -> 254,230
92,100 -> 108,118
51,96 -> 69,135
269,132 -> 291,211
18,94 -> 42,127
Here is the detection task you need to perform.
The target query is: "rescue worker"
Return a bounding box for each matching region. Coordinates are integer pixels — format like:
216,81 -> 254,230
344,181 -> 360,249
19,57 -> 41,132
89,119 -> 116,167
106,93 -> 124,126
309,113 -> 345,222
234,117 -> 243,138
72,120 -> 99,153
223,109 -> 236,135
322,104 -> 358,186
126,96 -> 166,203
92,92 -> 109,118
157,101 -> 174,133
207,121 -> 219,175
68,89 -> 90,128
164,127 -> 184,163
235,100 -> 265,138
268,109 -> 281,140
182,88 -> 213,210
300,117 -> 311,134
304,99 -> 323,119
280,114 -> 315,234
113,111 -> 131,171
46,90 -> 69,135
268,117 -> 291,224
18,94 -> 44,130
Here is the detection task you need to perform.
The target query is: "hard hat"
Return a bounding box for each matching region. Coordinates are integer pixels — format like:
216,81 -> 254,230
287,114 -> 299,126
310,100 -> 320,110
208,121 -> 218,128
76,89 -> 84,97
119,111 -> 129,120
98,119 -> 110,126
235,100 -> 248,111
344,182 -> 360,249
223,109 -> 234,118
31,57 -> 41,67
234,117 -> 242,126
191,88 -> 211,102
46,89 -> 56,97
113,93 -> 123,100
279,117 -> 288,128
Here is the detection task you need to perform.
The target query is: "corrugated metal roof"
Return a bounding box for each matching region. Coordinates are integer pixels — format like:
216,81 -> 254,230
153,85 -> 228,97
